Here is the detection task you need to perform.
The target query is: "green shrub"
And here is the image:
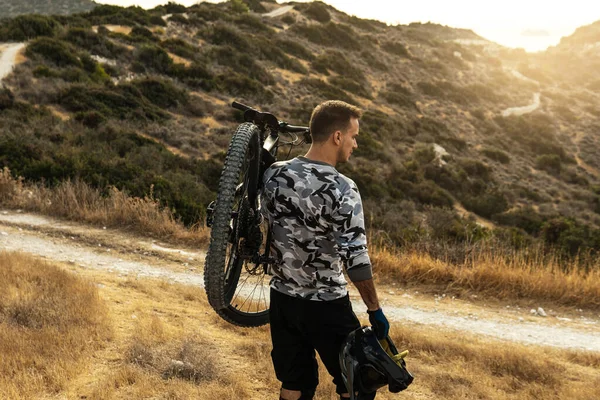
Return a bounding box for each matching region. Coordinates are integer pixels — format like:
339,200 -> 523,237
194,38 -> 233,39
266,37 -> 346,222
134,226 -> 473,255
74,111 -> 107,129
85,5 -> 154,26
58,84 -> 168,122
276,38 -> 315,61
412,181 -> 454,207
33,65 -> 59,78
387,178 -> 454,207
493,207 -> 544,234
26,37 -> 82,68
63,28 -> 129,59
303,2 -> 331,23
130,26 -> 158,42
230,0 -> 249,13
292,23 -> 361,51
380,84 -> 417,110
458,159 -> 491,180
209,46 -> 274,84
462,190 -> 508,219
0,14 -> 60,40
494,114 -> 569,159
135,44 -> 173,74
311,51 -> 365,81
165,2 -> 187,13
169,13 -> 190,25
535,154 -> 562,174
149,15 -> 168,26
466,83 -> 503,103
204,23 -> 251,50
353,132 -> 382,158
560,167 -> 589,186
161,38 -> 197,60
300,78 -> 356,104
132,77 -> 189,108
82,56 -> 111,83
412,116 -> 449,138
216,72 -> 274,103
417,81 -> 444,97
189,4 -> 233,22
254,38 -> 307,74
0,117 -> 218,224
481,147 -> 510,164
417,80 -> 480,105
0,88 -> 15,111
360,110 -> 403,139
179,63 -> 214,90
413,144 -> 436,165
234,14 -> 274,35
423,164 -> 462,191
344,16 -> 384,32
381,41 -> 410,58
241,0 -> 269,12
540,218 -> 599,256
281,15 -> 295,25
59,66 -> 90,82
54,15 -> 92,29
329,76 -> 372,99
360,50 -> 388,71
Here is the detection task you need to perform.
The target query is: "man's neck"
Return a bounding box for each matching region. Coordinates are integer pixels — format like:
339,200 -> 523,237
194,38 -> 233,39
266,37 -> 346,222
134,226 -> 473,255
304,145 -> 337,167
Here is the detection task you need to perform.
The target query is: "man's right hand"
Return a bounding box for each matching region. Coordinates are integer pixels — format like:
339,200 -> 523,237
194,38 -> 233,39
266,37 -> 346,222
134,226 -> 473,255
368,308 -> 390,339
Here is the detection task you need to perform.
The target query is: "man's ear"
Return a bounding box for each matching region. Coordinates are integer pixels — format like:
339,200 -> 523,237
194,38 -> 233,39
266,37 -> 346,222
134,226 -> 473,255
333,130 -> 342,145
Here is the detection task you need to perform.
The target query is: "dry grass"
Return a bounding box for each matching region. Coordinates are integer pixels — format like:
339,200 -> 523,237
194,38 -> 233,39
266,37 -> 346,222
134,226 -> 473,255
0,251 -> 111,399
236,315 -> 600,400
79,278 -> 249,399
386,323 -> 600,400
2,258 -> 596,400
371,244 -> 600,310
0,167 -> 209,246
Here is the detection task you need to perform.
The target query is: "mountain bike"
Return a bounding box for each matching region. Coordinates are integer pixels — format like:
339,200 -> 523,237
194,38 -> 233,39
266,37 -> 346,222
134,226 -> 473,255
204,101 -> 311,327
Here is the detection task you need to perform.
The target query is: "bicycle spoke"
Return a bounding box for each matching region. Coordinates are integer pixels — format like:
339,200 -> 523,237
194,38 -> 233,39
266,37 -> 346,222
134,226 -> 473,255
231,271 -> 252,306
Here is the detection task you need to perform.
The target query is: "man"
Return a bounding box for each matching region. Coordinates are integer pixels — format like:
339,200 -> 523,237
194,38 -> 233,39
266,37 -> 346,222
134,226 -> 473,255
261,100 -> 390,400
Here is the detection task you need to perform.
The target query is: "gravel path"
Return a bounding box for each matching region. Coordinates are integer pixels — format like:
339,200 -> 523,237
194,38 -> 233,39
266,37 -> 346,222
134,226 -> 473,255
1,210 -> 598,352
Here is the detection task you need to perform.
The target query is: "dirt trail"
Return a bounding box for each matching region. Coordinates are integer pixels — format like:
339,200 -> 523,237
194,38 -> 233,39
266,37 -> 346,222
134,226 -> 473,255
501,92 -> 541,117
0,210 -> 598,352
0,42 -> 25,81
263,5 -> 294,18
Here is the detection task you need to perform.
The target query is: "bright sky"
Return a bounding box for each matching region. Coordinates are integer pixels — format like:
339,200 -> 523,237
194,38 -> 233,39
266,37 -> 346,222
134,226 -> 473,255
95,0 -> 600,52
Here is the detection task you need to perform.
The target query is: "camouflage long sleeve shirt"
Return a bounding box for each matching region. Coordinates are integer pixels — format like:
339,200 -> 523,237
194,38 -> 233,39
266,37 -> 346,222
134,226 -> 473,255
261,156 -> 373,301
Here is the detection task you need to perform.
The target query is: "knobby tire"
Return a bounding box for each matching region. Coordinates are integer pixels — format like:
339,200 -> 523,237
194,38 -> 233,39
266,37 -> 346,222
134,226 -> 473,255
204,123 -> 269,327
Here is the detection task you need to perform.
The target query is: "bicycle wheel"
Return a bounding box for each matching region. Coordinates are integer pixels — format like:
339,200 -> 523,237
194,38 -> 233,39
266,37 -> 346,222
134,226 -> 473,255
204,123 -> 270,327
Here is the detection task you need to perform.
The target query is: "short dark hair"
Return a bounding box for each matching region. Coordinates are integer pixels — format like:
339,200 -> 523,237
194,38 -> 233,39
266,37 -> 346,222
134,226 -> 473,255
309,100 -> 362,143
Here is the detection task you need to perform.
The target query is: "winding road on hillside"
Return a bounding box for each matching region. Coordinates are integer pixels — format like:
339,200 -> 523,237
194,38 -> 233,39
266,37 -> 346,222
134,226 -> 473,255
0,210 -> 598,352
0,43 -> 25,81
501,92 -> 541,117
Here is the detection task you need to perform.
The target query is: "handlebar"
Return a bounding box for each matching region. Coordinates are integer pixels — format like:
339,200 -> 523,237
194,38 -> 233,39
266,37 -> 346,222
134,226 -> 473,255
231,101 -> 311,139
232,101 -> 251,113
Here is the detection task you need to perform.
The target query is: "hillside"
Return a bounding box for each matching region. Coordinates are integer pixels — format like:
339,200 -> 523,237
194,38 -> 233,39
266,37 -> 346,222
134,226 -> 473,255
1,1 -> 600,259
0,0 -> 98,19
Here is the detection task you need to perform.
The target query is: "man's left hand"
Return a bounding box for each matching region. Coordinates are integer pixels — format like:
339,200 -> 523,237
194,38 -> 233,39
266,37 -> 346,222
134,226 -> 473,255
368,308 -> 390,339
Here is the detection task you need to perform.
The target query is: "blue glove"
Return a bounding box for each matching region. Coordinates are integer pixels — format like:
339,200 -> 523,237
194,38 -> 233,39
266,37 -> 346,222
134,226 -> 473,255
368,308 -> 390,340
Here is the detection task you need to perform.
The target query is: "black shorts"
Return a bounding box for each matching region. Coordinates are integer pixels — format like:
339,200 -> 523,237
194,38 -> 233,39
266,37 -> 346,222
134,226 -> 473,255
269,288 -> 361,396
